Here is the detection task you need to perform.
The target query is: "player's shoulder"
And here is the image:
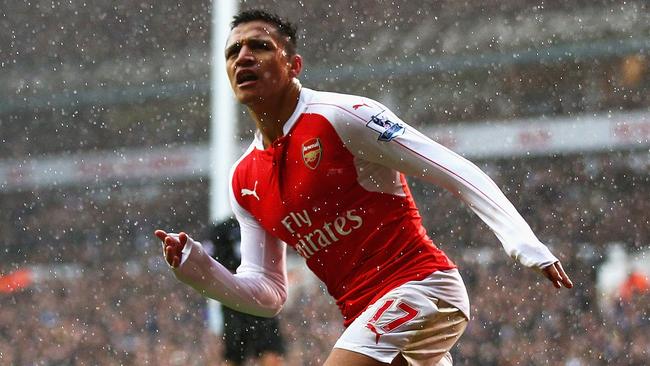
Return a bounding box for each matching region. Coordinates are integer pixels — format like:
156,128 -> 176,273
303,88 -> 388,125
305,88 -> 383,113
230,140 -> 259,179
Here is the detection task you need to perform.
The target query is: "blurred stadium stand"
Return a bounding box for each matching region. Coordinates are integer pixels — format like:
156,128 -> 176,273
1,1 -> 648,365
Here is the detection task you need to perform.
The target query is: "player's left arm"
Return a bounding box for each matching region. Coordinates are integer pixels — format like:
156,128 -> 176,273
331,99 -> 572,289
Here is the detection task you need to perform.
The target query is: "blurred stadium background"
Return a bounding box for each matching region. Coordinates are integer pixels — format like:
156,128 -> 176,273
1,0 -> 649,365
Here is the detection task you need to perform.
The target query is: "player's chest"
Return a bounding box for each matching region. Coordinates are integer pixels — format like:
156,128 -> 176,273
233,115 -> 360,234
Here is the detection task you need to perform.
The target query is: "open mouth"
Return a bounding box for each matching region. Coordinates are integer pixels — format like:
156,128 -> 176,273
236,70 -> 259,86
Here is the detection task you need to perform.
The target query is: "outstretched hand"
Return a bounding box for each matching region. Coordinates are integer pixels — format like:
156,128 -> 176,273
154,229 -> 188,268
541,261 -> 573,289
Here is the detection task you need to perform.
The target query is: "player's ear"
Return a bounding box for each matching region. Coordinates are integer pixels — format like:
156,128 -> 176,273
288,54 -> 302,78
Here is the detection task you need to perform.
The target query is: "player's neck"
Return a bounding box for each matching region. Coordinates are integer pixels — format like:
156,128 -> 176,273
248,81 -> 301,149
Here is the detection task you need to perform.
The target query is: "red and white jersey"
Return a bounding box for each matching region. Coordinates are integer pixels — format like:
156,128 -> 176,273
224,87 -> 558,325
172,87 -> 558,326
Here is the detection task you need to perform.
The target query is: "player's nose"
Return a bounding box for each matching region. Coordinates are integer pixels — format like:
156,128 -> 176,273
234,45 -> 255,66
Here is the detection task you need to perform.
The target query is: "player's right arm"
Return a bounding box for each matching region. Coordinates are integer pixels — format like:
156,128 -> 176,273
154,199 -> 287,317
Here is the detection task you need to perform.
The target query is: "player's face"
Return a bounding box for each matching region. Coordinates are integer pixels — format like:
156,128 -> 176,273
225,20 -> 297,106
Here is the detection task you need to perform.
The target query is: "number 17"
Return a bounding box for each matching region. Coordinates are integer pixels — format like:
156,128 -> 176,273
366,299 -> 419,343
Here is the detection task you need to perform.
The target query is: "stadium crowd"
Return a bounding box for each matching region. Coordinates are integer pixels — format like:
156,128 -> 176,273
1,1 -> 647,159
1,152 -> 648,365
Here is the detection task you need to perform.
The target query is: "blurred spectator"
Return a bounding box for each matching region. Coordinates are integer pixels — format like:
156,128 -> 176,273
620,272 -> 650,302
210,218 -> 286,366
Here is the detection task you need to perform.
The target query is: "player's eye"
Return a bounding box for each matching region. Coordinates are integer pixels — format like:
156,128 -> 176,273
251,40 -> 272,50
225,43 -> 241,59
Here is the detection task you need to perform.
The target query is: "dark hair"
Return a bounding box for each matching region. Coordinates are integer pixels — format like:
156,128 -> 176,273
231,9 -> 298,56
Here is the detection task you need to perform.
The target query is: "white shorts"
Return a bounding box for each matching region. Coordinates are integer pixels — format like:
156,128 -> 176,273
334,272 -> 469,365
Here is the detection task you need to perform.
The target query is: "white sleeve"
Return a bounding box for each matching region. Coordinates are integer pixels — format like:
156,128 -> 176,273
331,99 -> 558,269
169,173 -> 288,317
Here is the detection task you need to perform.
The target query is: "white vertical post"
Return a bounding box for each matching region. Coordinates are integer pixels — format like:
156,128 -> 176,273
208,0 -> 239,335
210,0 -> 239,222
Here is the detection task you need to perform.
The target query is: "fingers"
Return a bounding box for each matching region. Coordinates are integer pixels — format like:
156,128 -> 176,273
546,264 -> 561,288
164,236 -> 183,268
556,262 -> 574,289
154,229 -> 168,241
155,229 -> 188,268
164,244 -> 181,268
542,262 -> 573,289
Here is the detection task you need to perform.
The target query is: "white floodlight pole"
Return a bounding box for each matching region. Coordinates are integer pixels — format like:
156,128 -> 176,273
208,0 -> 239,335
